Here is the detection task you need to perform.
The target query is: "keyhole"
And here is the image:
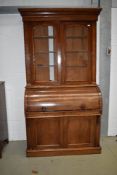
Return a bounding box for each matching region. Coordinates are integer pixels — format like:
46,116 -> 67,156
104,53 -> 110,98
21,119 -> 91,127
42,107 -> 47,112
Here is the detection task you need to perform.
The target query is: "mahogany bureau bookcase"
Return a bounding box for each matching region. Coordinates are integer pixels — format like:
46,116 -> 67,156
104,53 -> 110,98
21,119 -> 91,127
19,8 -> 102,157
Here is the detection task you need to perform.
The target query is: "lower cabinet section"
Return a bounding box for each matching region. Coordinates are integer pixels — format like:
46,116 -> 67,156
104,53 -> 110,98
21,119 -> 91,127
26,112 -> 101,157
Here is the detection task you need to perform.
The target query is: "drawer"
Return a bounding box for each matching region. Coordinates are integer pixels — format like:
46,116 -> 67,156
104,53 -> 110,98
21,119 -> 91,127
25,85 -> 102,112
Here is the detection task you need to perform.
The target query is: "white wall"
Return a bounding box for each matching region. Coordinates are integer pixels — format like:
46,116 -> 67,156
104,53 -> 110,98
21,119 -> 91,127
0,0 -> 92,7
0,14 -> 26,140
108,8 -> 117,136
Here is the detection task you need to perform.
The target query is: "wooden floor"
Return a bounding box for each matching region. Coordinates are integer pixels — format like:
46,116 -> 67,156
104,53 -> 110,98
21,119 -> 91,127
0,137 -> 117,175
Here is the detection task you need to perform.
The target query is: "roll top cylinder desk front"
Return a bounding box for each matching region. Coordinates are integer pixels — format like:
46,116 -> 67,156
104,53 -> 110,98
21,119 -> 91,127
19,8 -> 102,157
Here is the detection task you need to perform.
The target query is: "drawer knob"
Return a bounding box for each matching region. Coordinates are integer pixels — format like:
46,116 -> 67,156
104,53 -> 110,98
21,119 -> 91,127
42,107 -> 47,112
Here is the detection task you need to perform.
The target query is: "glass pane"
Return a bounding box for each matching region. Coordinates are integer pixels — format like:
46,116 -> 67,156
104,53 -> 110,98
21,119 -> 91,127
49,53 -> 55,81
48,26 -> 54,37
66,25 -> 88,37
66,53 -> 88,67
48,26 -> 55,81
33,25 -> 57,82
36,67 -> 49,81
33,25 -> 54,37
65,67 -> 88,82
34,39 -> 49,52
66,38 -> 88,52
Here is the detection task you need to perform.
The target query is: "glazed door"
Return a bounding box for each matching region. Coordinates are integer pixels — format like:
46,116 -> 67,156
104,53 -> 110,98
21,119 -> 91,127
31,22 -> 60,85
61,22 -> 94,84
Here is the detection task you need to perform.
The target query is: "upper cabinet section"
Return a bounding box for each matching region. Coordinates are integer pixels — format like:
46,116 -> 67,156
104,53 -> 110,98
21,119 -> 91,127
19,8 -> 101,86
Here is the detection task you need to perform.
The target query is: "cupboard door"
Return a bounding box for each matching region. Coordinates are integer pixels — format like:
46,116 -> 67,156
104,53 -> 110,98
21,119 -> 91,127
66,115 -> 100,148
26,117 -> 63,149
61,23 -> 92,84
31,23 -> 59,84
